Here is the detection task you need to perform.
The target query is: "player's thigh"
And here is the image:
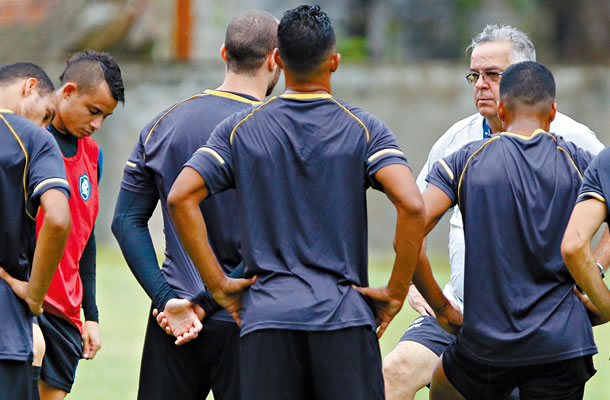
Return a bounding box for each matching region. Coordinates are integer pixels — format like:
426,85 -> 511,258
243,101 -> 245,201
240,329 -> 312,400
0,360 -> 32,400
39,380 -> 67,400
32,322 -> 45,367
37,313 -> 82,394
137,308 -> 209,400
203,319 -> 241,400
383,340 -> 440,394
519,355 -> 596,400
308,326 -> 384,400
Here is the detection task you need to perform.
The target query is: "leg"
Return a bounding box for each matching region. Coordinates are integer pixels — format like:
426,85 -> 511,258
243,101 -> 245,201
240,329 -> 311,400
383,341 -> 440,400
32,323 -> 45,400
137,306 -> 209,400
37,313 -> 82,399
309,326 -> 384,400
429,355 -> 465,400
0,360 -> 32,400
203,319 -> 241,400
384,315 -> 455,400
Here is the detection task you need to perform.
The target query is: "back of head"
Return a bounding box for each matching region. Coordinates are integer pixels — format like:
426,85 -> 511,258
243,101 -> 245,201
468,24 -> 536,63
278,5 -> 335,76
500,61 -> 555,113
60,50 -> 125,104
225,10 -> 278,75
0,62 -> 54,94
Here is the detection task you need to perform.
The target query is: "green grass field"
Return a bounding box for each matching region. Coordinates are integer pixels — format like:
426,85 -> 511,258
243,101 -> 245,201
70,249 -> 610,399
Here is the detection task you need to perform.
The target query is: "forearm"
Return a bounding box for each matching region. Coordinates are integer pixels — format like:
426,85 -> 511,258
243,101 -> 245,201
80,229 -> 98,322
412,245 -> 451,314
112,188 -> 178,310
29,190 -> 71,304
565,245 -> 610,318
191,262 -> 245,316
592,226 -> 610,272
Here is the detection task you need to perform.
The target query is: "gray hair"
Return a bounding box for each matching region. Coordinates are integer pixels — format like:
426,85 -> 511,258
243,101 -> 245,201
467,24 -> 536,63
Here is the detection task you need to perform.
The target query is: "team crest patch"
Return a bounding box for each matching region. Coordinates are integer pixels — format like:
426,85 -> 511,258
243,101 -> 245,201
79,173 -> 91,201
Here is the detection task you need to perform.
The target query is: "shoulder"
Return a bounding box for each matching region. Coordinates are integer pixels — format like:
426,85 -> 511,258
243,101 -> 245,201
550,112 -> 603,154
431,114 -> 483,154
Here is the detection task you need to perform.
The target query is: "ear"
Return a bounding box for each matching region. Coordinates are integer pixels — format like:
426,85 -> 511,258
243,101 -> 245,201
497,101 -> 505,121
273,48 -> 284,70
266,50 -> 277,72
60,82 -> 77,99
220,44 -> 227,62
330,53 -> 341,73
549,102 -> 557,123
22,78 -> 38,97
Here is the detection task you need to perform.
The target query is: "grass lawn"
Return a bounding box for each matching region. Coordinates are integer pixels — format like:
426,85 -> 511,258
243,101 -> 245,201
70,249 -> 610,399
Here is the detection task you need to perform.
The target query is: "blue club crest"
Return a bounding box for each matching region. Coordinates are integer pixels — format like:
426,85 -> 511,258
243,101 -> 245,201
79,173 -> 91,201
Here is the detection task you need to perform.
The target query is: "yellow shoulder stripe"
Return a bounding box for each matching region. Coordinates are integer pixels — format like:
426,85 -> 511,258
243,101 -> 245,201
438,159 -> 454,181
0,109 -> 15,114
368,149 -> 404,163
125,161 -> 137,168
457,136 -> 501,207
329,98 -> 370,142
196,147 -> 225,165
578,192 -> 606,203
556,146 -> 584,180
145,93 -> 209,144
204,89 -> 262,105
230,97 -> 278,145
0,113 -> 33,219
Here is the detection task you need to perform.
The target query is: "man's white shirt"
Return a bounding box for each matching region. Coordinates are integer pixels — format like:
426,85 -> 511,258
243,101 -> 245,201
416,112 -> 604,311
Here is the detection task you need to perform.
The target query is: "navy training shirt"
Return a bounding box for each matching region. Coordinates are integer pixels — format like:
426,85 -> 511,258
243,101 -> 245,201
427,129 -> 597,366
186,93 -> 409,336
120,90 -> 260,321
577,147 -> 610,223
0,110 -> 70,361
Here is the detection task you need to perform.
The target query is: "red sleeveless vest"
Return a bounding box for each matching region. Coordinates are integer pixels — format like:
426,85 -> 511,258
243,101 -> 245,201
37,136 -> 99,332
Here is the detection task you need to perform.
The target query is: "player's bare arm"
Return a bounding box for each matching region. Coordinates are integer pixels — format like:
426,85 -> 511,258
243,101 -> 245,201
168,166 -> 256,327
0,189 -> 71,315
354,163 -> 425,338
562,198 -> 610,324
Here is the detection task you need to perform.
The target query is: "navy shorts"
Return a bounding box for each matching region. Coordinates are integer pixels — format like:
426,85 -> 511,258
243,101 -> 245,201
399,315 -> 456,357
240,326 -> 384,400
137,306 -> 240,400
442,340 -> 596,400
37,312 -> 82,393
0,360 -> 32,400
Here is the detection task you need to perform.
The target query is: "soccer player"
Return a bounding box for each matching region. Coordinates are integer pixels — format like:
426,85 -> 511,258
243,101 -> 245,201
111,10 -> 280,400
0,62 -> 71,400
562,152 -> 610,325
36,51 -> 124,400
383,25 -> 606,400
419,61 -> 598,399
167,5 -> 460,400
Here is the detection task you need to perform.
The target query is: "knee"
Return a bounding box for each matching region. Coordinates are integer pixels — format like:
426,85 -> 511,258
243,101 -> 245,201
33,323 -> 46,367
383,344 -> 414,382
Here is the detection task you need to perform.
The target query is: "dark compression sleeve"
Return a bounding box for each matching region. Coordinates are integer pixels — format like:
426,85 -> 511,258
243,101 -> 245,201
111,187 -> 178,311
190,262 -> 245,317
80,229 -> 99,322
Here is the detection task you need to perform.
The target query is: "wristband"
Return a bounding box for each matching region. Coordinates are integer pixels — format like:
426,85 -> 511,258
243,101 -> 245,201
596,262 -> 605,279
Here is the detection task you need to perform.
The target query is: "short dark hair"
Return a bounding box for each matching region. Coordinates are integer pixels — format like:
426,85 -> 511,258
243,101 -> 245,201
278,5 -> 335,75
60,50 -> 125,104
225,10 -> 278,75
0,62 -> 55,94
500,61 -> 555,111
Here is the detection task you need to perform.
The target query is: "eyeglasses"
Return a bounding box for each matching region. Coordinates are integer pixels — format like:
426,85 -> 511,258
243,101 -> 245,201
465,71 -> 503,85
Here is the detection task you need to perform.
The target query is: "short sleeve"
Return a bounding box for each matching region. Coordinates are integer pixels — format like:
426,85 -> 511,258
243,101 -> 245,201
363,113 -> 409,191
120,130 -> 157,195
184,113 -> 237,196
27,129 -> 70,207
577,147 -> 610,206
426,150 -> 462,206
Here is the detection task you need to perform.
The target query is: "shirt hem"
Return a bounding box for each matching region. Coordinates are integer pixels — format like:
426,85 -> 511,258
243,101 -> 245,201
460,345 -> 598,367
239,318 -> 375,337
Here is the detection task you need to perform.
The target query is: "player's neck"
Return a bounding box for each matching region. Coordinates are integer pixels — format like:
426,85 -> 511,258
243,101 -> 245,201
0,86 -> 21,114
283,72 -> 332,95
503,118 -> 549,137
217,72 -> 267,102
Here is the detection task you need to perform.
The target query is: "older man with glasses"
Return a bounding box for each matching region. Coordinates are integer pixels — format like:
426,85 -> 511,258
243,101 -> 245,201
382,24 -> 606,400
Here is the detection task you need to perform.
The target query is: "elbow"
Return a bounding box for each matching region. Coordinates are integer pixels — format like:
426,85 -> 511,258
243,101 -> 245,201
44,204 -> 72,240
398,195 -> 425,223
110,212 -> 121,240
167,186 -> 186,220
561,232 -> 588,270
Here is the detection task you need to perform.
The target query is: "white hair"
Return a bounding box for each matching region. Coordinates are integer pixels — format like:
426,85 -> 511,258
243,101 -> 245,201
467,24 -> 536,63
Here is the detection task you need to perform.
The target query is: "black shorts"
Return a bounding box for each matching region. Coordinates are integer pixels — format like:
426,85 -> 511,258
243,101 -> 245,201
442,340 -> 596,400
37,312 -> 82,393
0,360 -> 32,400
399,315 -> 456,357
240,326 -> 384,400
137,306 -> 240,400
